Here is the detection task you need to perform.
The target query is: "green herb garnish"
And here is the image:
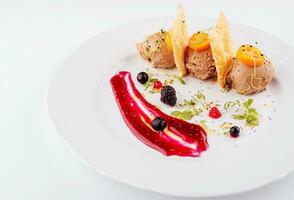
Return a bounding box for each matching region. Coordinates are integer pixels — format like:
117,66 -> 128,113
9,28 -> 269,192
194,91 -> 206,108
171,108 -> 200,120
143,78 -> 157,91
195,91 -> 205,101
171,110 -> 194,120
232,98 -> 259,126
163,79 -> 174,85
171,91 -> 205,120
220,122 -> 232,130
224,100 -> 240,111
171,91 -> 206,120
243,98 -> 253,108
183,99 -> 196,108
172,74 -> 186,85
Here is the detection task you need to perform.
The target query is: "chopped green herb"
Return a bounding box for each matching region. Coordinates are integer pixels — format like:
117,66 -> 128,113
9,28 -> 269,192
193,91 -> 206,108
171,91 -> 207,121
232,114 -> 247,120
171,108 -> 200,120
171,110 -> 193,120
232,98 -> 259,126
143,78 -> 157,91
220,122 -> 232,130
195,91 -> 205,102
183,99 -> 196,108
191,108 -> 201,116
224,100 -> 240,111
163,79 -> 174,85
172,74 -> 186,85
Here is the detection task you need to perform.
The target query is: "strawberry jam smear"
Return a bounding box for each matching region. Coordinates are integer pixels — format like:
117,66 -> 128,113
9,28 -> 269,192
110,71 -> 208,157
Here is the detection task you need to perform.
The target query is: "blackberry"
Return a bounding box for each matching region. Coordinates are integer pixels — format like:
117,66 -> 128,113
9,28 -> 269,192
137,72 -> 149,84
151,117 -> 166,131
161,85 -> 176,95
160,85 -> 177,106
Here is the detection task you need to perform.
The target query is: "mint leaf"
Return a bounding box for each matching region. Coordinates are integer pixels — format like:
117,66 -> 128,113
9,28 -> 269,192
231,98 -> 259,127
243,98 -> 253,109
172,92 -> 207,121
248,107 -> 258,118
247,118 -> 259,126
246,107 -> 259,126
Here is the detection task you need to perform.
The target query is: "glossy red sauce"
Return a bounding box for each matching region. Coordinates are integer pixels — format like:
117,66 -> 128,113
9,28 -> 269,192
110,71 -> 208,157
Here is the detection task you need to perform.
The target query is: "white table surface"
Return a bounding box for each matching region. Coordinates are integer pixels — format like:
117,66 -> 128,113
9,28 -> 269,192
1,0 -> 293,199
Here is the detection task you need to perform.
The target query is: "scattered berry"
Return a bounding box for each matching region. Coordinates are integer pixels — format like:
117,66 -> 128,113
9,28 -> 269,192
209,106 -> 222,119
151,117 -> 166,131
153,80 -> 163,90
137,72 -> 149,84
161,85 -> 176,95
230,126 -> 240,138
160,85 -> 177,106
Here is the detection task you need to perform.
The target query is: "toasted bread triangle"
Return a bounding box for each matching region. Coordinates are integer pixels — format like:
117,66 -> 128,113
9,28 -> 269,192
170,5 -> 189,77
209,11 -> 234,88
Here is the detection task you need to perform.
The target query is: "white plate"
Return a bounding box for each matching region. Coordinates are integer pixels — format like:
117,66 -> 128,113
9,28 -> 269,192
47,17 -> 294,197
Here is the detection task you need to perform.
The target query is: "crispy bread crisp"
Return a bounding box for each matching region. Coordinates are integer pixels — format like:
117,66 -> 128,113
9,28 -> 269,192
209,11 -> 234,88
170,5 -> 189,77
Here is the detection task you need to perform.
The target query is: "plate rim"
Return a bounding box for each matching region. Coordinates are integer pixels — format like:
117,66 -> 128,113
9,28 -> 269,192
46,16 -> 294,198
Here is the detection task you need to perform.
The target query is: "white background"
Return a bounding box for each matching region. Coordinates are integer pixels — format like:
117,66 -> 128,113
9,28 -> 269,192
1,0 -> 293,199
